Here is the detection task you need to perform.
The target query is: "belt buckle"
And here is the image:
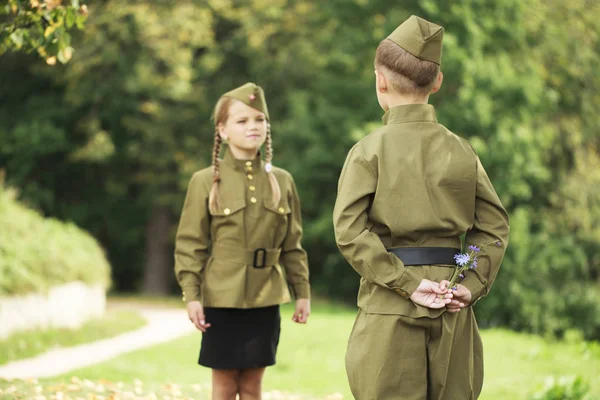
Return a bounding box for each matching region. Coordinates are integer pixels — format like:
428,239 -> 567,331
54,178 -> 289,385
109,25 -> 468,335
253,248 -> 267,268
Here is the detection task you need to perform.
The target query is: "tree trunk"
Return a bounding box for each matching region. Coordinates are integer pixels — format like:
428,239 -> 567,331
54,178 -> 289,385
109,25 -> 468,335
142,204 -> 173,294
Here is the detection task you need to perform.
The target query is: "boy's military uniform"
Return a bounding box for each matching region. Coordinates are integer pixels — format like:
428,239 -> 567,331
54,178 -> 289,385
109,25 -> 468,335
333,16 -> 509,400
174,83 -> 311,308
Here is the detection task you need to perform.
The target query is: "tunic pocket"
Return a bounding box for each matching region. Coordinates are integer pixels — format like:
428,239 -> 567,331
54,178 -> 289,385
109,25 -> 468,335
209,199 -> 246,217
263,199 -> 291,239
209,199 -> 246,242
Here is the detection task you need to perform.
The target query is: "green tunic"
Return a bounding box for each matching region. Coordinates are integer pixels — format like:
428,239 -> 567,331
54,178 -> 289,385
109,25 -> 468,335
174,149 -> 311,308
333,104 -> 509,317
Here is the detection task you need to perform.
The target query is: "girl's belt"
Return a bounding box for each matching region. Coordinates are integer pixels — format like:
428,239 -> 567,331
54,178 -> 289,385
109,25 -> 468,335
387,247 -> 460,266
211,243 -> 281,268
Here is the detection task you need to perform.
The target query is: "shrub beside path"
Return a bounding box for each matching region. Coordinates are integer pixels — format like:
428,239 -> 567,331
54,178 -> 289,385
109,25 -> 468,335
0,305 -> 195,379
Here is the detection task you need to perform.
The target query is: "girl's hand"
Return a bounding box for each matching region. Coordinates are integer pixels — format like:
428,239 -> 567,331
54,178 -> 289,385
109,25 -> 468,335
292,298 -> 311,324
186,300 -> 211,332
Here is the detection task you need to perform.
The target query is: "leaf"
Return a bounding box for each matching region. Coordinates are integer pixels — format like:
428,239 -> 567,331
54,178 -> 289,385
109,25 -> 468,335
44,24 -> 58,38
9,30 -> 24,48
65,8 -> 76,28
57,46 -> 73,63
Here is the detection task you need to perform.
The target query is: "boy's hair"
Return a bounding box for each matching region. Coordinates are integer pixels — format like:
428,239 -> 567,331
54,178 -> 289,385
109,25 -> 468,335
375,39 -> 440,96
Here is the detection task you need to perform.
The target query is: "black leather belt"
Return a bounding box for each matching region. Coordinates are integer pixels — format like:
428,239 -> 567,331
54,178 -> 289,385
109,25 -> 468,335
387,247 -> 460,266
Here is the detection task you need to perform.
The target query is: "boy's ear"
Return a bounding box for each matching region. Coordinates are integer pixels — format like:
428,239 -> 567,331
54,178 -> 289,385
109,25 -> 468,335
430,71 -> 444,94
376,69 -> 389,94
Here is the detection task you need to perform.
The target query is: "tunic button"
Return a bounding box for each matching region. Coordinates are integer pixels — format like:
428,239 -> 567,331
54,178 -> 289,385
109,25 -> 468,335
245,161 -> 252,166
247,174 -> 253,180
246,166 -> 253,172
249,185 -> 256,192
224,208 -> 231,215
278,207 -> 285,214
250,197 -> 257,203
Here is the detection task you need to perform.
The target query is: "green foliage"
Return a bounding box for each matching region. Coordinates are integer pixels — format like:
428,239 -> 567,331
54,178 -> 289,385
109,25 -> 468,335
529,376 -> 592,400
0,187 -> 110,295
0,0 -> 599,338
0,0 -> 88,63
0,310 -> 145,364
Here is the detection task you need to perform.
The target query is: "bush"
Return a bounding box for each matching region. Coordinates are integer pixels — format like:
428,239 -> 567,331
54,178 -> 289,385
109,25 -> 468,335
0,187 -> 111,296
529,376 -> 592,400
475,207 -> 600,341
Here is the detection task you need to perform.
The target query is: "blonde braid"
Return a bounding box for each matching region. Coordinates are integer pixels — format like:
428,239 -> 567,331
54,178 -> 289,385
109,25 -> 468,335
265,123 -> 281,207
208,129 -> 222,214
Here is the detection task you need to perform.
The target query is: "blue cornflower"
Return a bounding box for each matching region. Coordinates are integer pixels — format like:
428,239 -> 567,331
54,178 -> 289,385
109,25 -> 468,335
459,273 -> 465,279
470,259 -> 478,269
454,253 -> 470,266
495,241 -> 502,246
468,245 -> 481,253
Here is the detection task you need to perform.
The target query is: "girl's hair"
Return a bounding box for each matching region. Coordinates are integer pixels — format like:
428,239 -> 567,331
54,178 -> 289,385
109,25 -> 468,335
208,97 -> 281,213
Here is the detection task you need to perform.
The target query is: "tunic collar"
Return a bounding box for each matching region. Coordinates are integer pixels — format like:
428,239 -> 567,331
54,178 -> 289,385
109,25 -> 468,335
382,104 -> 438,125
222,148 -> 263,172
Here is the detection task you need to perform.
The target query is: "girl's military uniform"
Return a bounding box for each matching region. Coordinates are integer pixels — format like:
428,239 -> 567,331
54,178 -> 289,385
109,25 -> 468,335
174,83 -> 310,369
333,16 -> 509,400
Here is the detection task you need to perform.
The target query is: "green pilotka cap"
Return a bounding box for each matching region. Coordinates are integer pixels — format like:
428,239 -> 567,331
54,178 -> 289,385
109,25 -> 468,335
222,82 -> 270,121
387,15 -> 444,65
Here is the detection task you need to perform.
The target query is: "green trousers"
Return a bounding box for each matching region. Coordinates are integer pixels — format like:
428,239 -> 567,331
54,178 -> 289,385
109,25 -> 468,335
345,308 -> 483,400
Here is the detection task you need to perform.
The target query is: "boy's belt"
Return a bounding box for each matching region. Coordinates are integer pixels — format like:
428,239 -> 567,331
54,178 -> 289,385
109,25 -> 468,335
387,247 -> 459,266
211,243 -> 281,268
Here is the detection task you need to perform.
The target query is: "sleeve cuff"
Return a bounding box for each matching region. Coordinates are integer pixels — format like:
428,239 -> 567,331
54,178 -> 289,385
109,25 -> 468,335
291,282 -> 311,299
390,263 -> 421,300
460,275 -> 487,305
182,285 -> 201,303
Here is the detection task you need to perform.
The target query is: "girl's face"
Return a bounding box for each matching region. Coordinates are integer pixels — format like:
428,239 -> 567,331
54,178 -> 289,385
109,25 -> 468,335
218,100 -> 267,156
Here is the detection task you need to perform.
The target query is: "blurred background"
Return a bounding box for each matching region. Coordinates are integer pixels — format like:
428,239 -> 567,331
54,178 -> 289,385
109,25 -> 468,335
1,0 -> 599,399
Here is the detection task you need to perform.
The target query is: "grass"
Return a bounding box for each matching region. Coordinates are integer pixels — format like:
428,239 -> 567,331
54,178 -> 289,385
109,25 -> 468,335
2,298 -> 599,399
0,309 -> 146,365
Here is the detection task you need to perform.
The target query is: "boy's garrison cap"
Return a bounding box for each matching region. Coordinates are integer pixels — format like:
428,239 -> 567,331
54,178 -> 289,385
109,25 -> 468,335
387,15 -> 444,65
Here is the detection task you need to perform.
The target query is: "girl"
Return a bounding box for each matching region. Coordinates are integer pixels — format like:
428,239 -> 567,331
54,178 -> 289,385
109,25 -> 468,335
174,82 -> 311,400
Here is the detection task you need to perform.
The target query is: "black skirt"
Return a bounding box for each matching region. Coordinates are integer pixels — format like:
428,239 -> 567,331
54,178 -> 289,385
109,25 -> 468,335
198,305 -> 281,369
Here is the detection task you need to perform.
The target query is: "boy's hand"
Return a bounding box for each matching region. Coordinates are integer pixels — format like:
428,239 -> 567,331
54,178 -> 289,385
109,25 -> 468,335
186,301 -> 211,332
292,298 -> 311,324
440,281 -> 472,313
409,279 -> 453,309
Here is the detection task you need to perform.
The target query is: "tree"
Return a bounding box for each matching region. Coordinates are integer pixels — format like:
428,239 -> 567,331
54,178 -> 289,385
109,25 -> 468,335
1,0 -> 88,64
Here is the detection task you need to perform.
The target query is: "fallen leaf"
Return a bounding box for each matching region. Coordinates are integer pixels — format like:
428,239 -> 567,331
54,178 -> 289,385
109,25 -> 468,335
191,384 -> 202,392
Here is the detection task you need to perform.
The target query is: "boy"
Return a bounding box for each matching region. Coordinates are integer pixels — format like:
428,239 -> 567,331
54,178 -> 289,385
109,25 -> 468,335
333,15 -> 509,400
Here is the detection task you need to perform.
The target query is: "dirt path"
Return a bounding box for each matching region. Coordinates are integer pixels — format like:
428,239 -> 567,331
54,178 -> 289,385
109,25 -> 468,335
0,306 -> 195,379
